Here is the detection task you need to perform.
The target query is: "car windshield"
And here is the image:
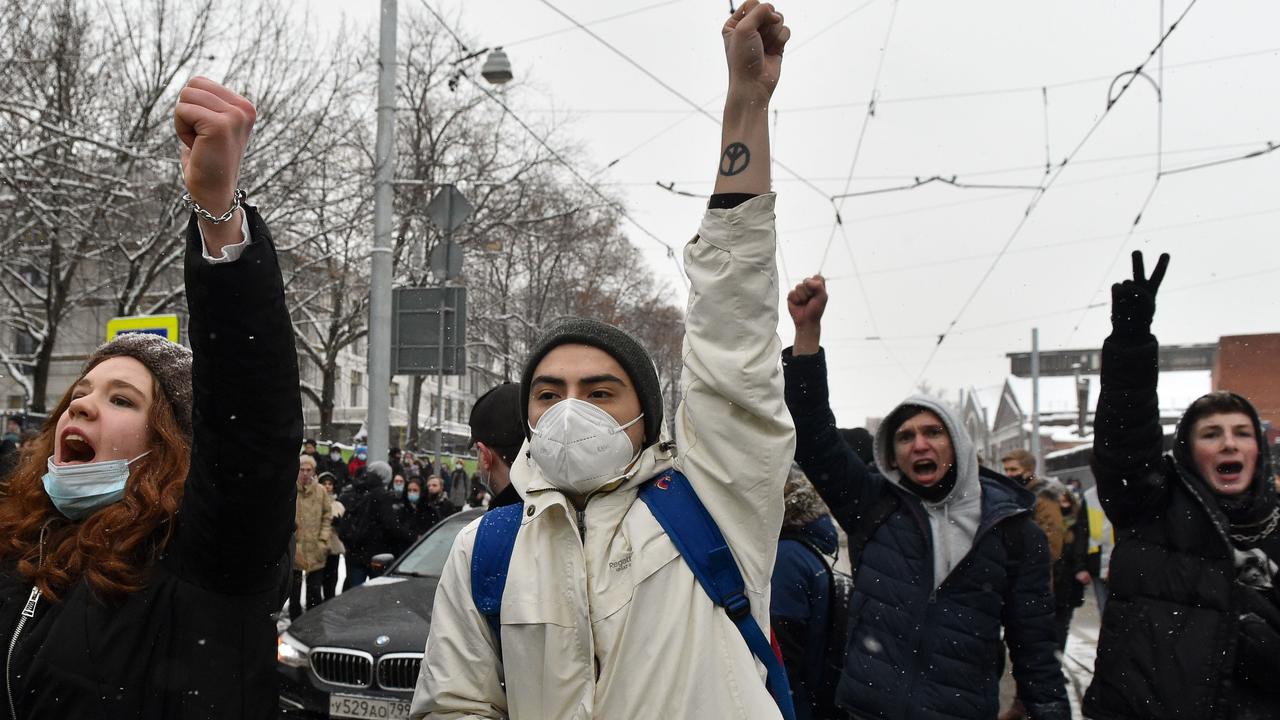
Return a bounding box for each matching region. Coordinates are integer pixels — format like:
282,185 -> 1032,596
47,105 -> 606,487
389,512 -> 476,578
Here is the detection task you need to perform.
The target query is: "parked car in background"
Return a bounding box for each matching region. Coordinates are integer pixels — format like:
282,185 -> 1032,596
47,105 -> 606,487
278,508 -> 482,719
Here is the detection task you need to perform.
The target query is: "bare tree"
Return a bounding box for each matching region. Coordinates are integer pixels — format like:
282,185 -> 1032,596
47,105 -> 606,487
0,0 -> 362,412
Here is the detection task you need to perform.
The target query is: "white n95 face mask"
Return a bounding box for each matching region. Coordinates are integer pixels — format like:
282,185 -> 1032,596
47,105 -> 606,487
42,452 -> 150,520
529,398 -> 643,496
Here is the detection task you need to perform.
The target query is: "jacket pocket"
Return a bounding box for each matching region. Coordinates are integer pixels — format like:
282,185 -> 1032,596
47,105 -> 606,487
591,515 -> 682,623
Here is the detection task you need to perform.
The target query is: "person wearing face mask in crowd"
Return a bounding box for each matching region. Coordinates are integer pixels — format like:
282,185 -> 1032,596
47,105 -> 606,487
289,455 -> 331,620
411,6 -> 796,717
319,442 -> 349,491
402,450 -> 421,480
447,458 -> 468,506
782,274 -> 1068,720
0,77 -> 301,719
347,444 -> 368,479
397,479 -> 436,541
1083,252 -> 1280,720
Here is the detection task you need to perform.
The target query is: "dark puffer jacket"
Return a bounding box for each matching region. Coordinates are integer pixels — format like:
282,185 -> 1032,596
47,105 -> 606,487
784,349 -> 1068,720
0,208 -> 301,719
772,514 -> 839,720
1083,333 -> 1280,720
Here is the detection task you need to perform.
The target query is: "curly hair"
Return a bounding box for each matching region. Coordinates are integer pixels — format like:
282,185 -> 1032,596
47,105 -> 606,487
0,366 -> 190,602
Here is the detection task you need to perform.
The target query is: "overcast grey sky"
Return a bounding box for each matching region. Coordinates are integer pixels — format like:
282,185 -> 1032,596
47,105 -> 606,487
304,0 -> 1279,425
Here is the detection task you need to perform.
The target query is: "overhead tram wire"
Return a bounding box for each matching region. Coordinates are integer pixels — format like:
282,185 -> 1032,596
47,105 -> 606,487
587,0 -> 882,178
1065,0 -> 1169,344
638,138 -> 1275,192
818,0 -> 901,269
812,0 -> 911,384
535,0 -> 832,203
1064,140 -> 1280,341
910,0 -> 1202,386
417,0 -> 690,288
499,0 -> 683,49
830,260 -> 1280,346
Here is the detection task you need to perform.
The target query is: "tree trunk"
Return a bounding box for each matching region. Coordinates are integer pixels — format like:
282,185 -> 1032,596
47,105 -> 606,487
319,360 -> 337,439
407,374 -> 426,449
29,329 -> 58,414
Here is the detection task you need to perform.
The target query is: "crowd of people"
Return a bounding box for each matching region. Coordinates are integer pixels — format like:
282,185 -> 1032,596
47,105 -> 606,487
283,444 -> 484,616
0,3 -> 1276,719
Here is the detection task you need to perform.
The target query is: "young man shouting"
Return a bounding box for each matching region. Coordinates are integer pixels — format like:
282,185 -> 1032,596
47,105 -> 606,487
782,276 -> 1069,720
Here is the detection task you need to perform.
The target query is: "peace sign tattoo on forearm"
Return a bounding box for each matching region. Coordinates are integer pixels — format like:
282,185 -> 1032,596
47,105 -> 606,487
719,142 -> 751,176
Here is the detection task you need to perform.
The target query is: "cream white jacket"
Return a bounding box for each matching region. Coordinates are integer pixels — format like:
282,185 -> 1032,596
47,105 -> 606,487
409,194 -> 795,720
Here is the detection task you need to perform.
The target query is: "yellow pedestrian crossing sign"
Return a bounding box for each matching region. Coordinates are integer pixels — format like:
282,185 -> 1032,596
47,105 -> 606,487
106,315 -> 180,343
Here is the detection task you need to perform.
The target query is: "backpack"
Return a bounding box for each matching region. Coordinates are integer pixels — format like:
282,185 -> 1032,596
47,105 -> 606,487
777,530 -> 854,719
335,489 -> 377,552
470,470 -> 798,720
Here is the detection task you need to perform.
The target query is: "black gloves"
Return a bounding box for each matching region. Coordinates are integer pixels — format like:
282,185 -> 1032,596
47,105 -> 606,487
1235,611 -> 1280,691
1110,250 -> 1170,338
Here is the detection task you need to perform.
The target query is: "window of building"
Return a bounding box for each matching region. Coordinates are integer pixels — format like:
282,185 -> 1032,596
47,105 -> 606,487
350,370 -> 362,407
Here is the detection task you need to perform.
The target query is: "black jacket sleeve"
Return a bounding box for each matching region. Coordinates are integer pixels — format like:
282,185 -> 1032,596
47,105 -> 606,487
168,207 -> 303,593
1090,332 -> 1168,528
1002,516 -> 1071,720
782,347 -> 886,535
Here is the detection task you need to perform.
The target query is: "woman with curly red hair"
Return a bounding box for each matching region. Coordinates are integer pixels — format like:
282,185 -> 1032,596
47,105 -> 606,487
0,77 -> 301,720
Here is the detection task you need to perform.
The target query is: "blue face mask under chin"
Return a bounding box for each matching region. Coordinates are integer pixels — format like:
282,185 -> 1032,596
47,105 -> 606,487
42,452 -> 151,520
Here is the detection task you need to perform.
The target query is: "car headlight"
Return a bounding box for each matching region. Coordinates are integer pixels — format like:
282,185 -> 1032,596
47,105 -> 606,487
277,631 -> 310,668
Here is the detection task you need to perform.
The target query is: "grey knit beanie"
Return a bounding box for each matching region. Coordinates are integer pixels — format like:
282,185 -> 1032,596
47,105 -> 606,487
83,333 -> 193,440
520,318 -> 664,445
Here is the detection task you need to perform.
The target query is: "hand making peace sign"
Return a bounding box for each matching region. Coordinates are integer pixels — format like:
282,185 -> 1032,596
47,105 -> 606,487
1111,250 -> 1171,337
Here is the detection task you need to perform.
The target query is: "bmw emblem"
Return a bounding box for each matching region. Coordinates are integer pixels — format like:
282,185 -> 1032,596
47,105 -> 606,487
375,635 -> 390,647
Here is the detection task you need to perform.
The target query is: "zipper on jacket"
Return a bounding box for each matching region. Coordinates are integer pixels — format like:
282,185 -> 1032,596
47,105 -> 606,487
576,508 -> 587,544
6,586 -> 39,720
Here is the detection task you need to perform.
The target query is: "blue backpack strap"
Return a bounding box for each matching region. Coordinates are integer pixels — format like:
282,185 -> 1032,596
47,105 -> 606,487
640,471 -> 798,720
470,502 -> 524,652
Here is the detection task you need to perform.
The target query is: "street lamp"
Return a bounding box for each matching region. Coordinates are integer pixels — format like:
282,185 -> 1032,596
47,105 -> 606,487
480,48 -> 513,85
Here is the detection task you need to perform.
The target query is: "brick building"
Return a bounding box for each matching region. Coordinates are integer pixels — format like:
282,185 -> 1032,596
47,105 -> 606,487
1213,332 -> 1280,444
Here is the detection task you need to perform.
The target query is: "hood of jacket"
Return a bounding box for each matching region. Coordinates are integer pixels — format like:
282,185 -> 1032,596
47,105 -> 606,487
785,514 -> 839,556
1172,390 -> 1278,538
873,394 -> 983,588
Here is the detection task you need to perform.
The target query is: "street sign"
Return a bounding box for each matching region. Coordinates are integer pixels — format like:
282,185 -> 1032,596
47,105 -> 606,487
106,314 -> 179,343
429,240 -> 462,281
425,184 -> 473,234
391,287 -> 467,375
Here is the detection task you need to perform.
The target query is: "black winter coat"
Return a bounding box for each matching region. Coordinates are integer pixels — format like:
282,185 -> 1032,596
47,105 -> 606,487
784,350 -> 1068,720
1083,333 -> 1280,720
1052,498 -> 1089,612
337,479 -> 414,566
0,208 -> 301,719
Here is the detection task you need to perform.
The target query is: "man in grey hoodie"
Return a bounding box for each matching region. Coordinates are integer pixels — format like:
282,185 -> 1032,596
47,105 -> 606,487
781,275 -> 1069,720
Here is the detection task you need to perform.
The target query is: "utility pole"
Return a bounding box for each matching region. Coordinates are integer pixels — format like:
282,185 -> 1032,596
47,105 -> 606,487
434,192 -> 452,477
367,0 -> 397,463
1031,327 -> 1042,474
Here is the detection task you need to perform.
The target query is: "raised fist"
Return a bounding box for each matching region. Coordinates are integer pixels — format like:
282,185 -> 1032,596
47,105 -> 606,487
788,275 -> 828,329
722,1 -> 790,102
174,77 -> 255,216
1110,250 -> 1170,337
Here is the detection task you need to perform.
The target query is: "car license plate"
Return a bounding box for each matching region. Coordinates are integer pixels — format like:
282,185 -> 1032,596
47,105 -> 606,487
329,693 -> 411,719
